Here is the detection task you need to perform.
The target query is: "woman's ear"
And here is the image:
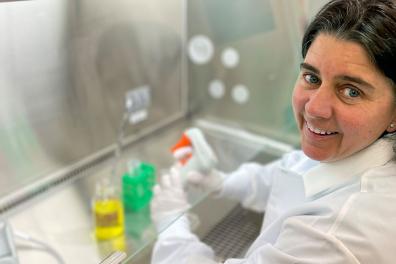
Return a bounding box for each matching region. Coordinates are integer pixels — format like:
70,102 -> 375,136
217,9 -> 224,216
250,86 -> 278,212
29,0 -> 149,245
386,109 -> 396,133
387,123 -> 396,133
387,116 -> 396,133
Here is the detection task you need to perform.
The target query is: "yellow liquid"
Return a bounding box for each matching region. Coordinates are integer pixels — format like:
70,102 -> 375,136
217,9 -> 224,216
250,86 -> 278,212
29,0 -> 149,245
94,198 -> 124,240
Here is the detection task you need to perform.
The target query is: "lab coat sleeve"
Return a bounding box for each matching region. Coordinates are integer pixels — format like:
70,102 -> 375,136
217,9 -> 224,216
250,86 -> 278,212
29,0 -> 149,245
151,215 -> 218,264
152,214 -> 359,264
218,151 -> 303,212
219,217 -> 360,264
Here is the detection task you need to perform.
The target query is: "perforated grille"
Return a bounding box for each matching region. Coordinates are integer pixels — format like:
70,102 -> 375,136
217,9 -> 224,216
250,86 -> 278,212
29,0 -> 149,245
202,205 -> 263,260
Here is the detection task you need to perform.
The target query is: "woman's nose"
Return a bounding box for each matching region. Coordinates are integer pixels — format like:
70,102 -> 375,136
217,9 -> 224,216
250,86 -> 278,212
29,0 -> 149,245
305,86 -> 333,119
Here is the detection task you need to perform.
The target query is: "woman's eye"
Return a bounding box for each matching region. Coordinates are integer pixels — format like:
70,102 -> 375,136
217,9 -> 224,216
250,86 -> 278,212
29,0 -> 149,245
303,74 -> 320,84
342,87 -> 361,98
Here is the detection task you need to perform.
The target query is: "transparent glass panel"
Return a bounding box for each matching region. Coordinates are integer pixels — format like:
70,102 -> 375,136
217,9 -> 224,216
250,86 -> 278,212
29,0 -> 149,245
0,0 -> 184,198
187,0 -> 306,146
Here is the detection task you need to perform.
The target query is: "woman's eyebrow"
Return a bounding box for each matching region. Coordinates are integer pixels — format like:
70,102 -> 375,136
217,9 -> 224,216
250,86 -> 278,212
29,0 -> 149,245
300,62 -> 374,89
300,62 -> 320,74
338,75 -> 374,89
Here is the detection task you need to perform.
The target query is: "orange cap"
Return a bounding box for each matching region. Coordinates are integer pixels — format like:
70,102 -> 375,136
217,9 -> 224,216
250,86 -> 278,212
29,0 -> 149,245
171,133 -> 192,153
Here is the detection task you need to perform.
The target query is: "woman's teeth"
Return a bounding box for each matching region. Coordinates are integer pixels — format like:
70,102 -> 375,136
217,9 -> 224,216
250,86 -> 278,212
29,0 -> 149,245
306,122 -> 336,135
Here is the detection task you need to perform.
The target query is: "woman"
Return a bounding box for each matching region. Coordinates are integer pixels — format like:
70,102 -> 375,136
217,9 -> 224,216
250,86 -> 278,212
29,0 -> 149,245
150,0 -> 396,263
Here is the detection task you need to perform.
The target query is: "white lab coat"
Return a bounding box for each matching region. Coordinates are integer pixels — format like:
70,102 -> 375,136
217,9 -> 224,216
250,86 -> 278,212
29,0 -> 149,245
152,138 -> 396,263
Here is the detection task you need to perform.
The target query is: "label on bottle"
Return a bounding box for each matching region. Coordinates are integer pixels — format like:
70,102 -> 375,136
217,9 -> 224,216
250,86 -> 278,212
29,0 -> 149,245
95,211 -> 119,227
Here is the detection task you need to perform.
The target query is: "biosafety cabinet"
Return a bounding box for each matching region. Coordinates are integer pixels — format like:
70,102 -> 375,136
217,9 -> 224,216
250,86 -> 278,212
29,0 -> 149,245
0,0 -> 328,263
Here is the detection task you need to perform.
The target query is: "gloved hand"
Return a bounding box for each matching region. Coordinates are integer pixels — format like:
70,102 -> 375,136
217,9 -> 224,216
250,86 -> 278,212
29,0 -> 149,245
150,168 -> 190,232
172,128 -> 217,175
186,169 -> 225,193
171,127 -> 223,192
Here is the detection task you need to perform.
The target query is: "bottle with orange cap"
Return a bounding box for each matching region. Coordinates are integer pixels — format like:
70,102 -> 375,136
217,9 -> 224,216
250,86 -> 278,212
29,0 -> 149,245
170,128 -> 218,185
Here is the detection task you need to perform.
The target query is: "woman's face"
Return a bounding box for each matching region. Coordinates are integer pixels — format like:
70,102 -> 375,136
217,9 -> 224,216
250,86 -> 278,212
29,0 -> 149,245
293,33 -> 396,162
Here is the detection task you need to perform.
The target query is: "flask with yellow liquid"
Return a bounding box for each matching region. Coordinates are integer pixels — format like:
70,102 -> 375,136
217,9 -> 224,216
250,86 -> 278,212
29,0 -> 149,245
93,178 -> 124,240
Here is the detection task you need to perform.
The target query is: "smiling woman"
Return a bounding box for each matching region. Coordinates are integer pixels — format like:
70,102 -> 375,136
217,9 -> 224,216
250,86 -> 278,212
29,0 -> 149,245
150,1 -> 396,263
292,0 -> 396,163
293,34 -> 396,161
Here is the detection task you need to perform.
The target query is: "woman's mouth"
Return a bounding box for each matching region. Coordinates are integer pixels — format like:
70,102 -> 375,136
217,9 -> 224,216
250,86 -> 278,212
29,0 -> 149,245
306,122 -> 337,135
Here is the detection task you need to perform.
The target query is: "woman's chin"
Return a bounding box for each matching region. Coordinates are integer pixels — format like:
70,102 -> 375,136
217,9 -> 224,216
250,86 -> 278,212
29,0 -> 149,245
302,146 -> 332,162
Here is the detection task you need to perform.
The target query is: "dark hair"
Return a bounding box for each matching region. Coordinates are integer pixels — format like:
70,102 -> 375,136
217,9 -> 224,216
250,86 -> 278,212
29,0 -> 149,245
302,0 -> 396,85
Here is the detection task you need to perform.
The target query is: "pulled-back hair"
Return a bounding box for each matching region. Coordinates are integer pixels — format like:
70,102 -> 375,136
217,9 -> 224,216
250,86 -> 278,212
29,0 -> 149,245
302,0 -> 396,85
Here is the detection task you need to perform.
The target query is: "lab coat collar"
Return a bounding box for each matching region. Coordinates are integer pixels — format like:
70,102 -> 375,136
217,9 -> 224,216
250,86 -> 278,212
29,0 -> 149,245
303,138 -> 395,199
